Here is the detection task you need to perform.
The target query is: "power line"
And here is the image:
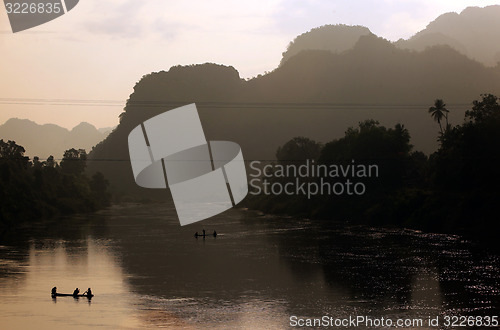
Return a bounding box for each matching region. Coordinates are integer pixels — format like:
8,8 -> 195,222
0,98 -> 124,107
0,98 -> 474,109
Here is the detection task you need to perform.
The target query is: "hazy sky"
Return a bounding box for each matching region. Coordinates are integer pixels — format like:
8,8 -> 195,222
1,0 -> 498,129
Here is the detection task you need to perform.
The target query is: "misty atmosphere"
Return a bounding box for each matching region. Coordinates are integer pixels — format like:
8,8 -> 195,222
0,118 -> 113,159
1,3 -> 500,329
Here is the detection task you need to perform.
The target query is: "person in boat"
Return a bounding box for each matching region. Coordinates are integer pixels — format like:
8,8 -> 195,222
195,231 -> 199,237
51,287 -> 57,295
202,229 -> 206,236
83,288 -> 92,296
73,288 -> 80,296
213,230 -> 217,237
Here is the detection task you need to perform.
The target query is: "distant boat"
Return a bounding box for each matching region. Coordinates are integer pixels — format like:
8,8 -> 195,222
51,293 -> 94,298
194,232 -> 217,238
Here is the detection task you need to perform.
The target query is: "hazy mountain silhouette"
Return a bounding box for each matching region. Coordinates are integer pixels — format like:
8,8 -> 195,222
396,5 -> 500,66
88,32 -> 500,194
280,24 -> 372,66
98,126 -> 115,135
280,6 -> 500,67
264,35 -> 499,103
0,118 -> 112,159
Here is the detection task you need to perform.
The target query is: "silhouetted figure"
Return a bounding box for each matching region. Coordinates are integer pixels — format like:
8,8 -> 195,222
73,288 -> 80,297
213,230 -> 217,237
202,229 -> 206,236
84,288 -> 92,296
51,287 -> 57,295
194,231 -> 199,238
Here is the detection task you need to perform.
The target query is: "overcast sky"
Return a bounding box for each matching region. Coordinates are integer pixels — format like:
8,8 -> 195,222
1,0 -> 498,129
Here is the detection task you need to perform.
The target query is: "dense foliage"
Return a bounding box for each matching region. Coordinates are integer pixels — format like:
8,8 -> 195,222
0,142 -> 110,227
246,94 -> 500,237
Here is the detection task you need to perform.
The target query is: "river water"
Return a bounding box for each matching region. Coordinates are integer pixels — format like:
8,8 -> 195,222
0,203 -> 498,329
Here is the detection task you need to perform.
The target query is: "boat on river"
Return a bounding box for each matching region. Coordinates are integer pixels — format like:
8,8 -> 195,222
194,232 -> 217,238
51,293 -> 94,298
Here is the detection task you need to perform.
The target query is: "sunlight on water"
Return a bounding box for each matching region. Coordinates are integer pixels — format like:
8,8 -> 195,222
0,204 -> 498,329
0,238 -> 143,329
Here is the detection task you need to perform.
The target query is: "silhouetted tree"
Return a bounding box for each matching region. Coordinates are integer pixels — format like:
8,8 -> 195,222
46,155 -> 56,168
276,137 -> 322,164
0,140 -> 29,169
435,94 -> 500,190
428,99 -> 449,134
465,93 -> 500,123
320,120 -> 412,189
426,94 -> 500,234
60,148 -> 87,176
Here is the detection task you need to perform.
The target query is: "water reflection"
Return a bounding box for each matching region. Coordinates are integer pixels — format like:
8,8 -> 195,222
0,204 -> 498,329
0,224 -> 142,329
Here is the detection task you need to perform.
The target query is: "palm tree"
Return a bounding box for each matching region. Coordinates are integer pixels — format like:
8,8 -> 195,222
428,99 -> 449,133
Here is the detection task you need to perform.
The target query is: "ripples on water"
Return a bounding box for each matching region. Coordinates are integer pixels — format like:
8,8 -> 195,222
0,203 -> 498,329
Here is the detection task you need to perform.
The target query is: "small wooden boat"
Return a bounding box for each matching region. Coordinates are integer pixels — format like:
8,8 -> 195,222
51,293 -> 94,298
194,232 -> 217,238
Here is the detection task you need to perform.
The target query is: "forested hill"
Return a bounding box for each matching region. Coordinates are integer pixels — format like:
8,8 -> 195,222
280,24 -> 372,65
88,33 -> 500,196
251,35 -> 500,104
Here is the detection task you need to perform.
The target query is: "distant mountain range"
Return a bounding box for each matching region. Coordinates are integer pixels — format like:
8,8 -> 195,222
396,5 -> 500,66
0,118 -> 113,159
282,6 -> 500,67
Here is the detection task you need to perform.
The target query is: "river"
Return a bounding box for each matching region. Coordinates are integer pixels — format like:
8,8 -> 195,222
0,203 -> 498,329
